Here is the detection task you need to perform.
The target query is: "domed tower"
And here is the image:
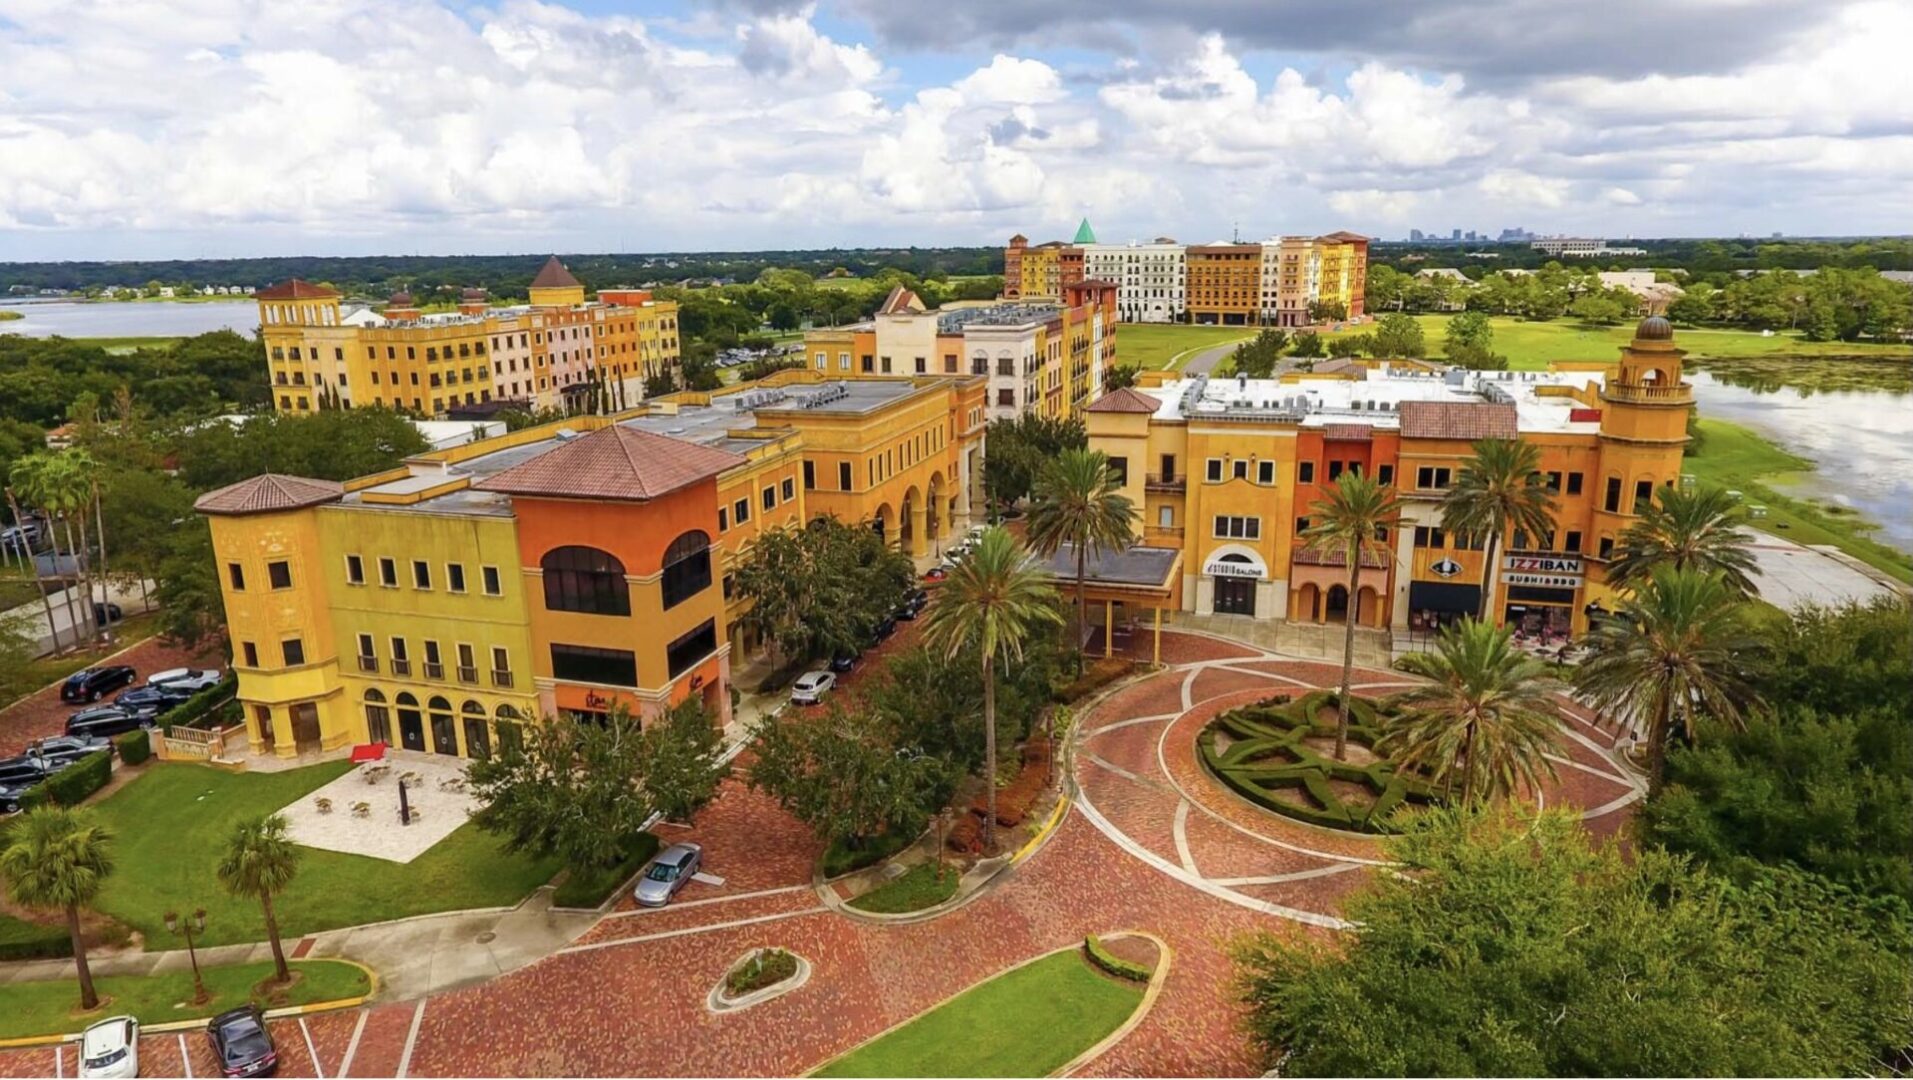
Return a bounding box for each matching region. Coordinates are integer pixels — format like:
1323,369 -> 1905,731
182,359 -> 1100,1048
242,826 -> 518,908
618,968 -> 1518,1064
1590,316 -> 1694,573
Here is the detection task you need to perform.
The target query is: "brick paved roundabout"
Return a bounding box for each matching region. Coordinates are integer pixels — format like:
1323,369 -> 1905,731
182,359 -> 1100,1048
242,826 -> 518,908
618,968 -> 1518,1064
0,629 -> 1643,1078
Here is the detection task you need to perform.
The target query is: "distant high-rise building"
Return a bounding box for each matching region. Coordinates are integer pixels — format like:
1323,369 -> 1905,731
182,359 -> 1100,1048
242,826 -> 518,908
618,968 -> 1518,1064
1452,228 -> 1462,241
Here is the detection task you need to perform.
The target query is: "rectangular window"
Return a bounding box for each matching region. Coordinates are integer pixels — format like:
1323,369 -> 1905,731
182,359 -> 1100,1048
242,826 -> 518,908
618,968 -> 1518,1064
1160,453 -> 1176,481
1416,466 -> 1453,490
1634,479 -> 1655,513
282,638 -> 305,666
379,557 -> 398,587
1414,526 -> 1448,548
267,560 -> 291,589
1297,461 -> 1315,483
1295,517 -> 1311,536
1213,516 -> 1261,540
1545,471 -> 1563,491
1106,456 -> 1128,485
227,563 -> 245,590
357,634 -> 378,672
345,554 -> 364,585
718,507 -> 729,532
242,641 -> 258,667
804,461 -> 816,490
482,566 -> 501,595
1328,460 -> 1344,481
492,646 -> 513,687
666,619 -> 718,679
1567,472 -> 1584,495
1377,464 -> 1395,485
781,477 -> 795,502
762,486 -> 776,511
423,639 -> 442,679
660,544 -> 712,610
1257,460 -> 1275,485
1233,459 -> 1249,480
551,643 -> 638,687
1206,458 -> 1223,483
1604,476 -> 1623,512
839,462 -> 853,490
457,643 -> 477,684
1598,536 -> 1615,559
447,563 -> 466,593
997,389 -> 1015,407
734,498 -> 751,525
1565,530 -> 1583,553
413,560 -> 431,589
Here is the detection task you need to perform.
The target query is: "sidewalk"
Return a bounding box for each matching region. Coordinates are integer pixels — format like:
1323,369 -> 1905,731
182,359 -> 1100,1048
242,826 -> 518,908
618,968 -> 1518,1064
0,889 -> 599,1002
0,577 -> 156,655
1175,612 -> 1395,669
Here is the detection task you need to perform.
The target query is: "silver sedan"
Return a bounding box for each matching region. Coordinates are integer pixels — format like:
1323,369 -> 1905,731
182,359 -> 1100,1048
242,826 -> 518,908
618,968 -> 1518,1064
634,843 -> 703,907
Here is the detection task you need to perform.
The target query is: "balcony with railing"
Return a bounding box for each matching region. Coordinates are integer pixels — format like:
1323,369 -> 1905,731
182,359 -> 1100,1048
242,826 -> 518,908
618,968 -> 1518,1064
1601,380 -> 1693,405
492,669 -> 514,688
357,655 -> 378,674
423,661 -> 444,679
1144,525 -> 1185,544
1145,473 -> 1185,492
457,665 -> 479,684
390,658 -> 411,676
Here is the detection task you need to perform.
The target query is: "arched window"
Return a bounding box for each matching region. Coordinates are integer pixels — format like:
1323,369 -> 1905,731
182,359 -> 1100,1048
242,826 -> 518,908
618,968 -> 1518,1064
396,692 -> 418,707
461,700 -> 486,715
364,688 -> 386,703
364,689 -> 391,745
541,546 -> 630,615
428,695 -> 452,712
495,704 -> 522,721
659,530 -> 712,610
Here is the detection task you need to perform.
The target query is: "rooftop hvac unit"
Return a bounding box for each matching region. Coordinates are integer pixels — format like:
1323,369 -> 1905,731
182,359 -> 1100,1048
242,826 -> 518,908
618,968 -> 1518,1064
554,428 -> 579,441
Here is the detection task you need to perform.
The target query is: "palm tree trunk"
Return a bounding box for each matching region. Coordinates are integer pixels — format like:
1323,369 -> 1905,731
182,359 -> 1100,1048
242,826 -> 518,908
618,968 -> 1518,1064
93,481 -> 110,635
1461,720 -> 1477,805
982,652 -> 998,855
8,489 -> 64,653
1334,541 -> 1360,761
58,516 -> 86,648
1646,693 -> 1674,798
73,510 -> 99,643
1074,543 -> 1088,676
1477,529 -> 1502,622
67,904 -> 98,1011
262,890 -> 290,983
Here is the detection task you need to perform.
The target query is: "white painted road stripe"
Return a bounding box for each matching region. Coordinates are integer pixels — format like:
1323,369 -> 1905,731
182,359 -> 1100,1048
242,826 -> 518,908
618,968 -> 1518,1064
600,883 -> 809,921
300,1016 -> 325,1080
1211,864 -> 1365,887
178,1034 -> 194,1079
1082,712 -> 1179,736
53,1044 -> 62,1079
1173,799 -> 1197,874
560,905 -> 823,956
337,1010 -> 369,1078
396,1000 -> 426,1079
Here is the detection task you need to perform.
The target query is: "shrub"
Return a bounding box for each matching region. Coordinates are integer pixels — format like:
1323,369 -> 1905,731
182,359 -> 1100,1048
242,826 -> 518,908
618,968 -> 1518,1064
0,914 -> 72,962
1052,658 -> 1135,704
159,673 -> 238,734
724,948 -> 798,996
19,750 -> 113,810
1084,935 -> 1152,983
551,832 -> 661,909
114,729 -> 151,766
822,827 -> 916,879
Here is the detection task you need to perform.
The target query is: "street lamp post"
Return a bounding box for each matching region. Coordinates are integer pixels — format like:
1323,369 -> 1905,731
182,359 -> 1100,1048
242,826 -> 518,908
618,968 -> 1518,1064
165,908 -> 209,1005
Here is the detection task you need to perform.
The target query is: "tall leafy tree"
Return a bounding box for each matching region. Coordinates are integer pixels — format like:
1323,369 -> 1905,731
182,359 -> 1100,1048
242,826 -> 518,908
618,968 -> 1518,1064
747,704 -> 954,850
216,813 -> 301,984
1573,567 -> 1763,795
638,696 -> 729,824
1382,619 -> 1564,804
1024,448 -> 1135,675
920,527 -> 1061,852
1438,439 -> 1556,622
1,807 -> 115,1010
1370,313 -> 1426,358
1301,473 -> 1402,760
1609,484 -> 1759,596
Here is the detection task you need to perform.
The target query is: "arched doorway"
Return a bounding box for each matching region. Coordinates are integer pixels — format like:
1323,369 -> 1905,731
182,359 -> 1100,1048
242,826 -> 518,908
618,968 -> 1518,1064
461,701 -> 490,760
427,696 -> 457,756
1213,554 -> 1258,616
926,472 -> 944,543
871,503 -> 893,544
1326,585 -> 1351,624
395,693 -> 425,752
1357,585 -> 1382,627
1294,583 -> 1321,622
364,689 -> 391,746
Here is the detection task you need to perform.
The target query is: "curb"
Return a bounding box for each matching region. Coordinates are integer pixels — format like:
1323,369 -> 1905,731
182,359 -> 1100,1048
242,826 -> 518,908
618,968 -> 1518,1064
0,957 -> 380,1047
1055,931 -> 1171,1078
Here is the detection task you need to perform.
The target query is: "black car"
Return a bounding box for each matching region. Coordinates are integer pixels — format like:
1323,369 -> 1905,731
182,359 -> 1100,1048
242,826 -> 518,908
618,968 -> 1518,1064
1,780 -> 34,815
894,589 -> 929,620
65,706 -> 150,741
207,1006 -> 277,1078
61,666 -> 137,704
828,651 -> 859,673
0,756 -> 53,789
92,601 -> 124,628
871,614 -> 898,642
115,683 -> 194,716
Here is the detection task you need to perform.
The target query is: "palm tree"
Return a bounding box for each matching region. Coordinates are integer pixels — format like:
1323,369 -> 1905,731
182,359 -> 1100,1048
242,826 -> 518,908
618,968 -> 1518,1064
1301,472 -> 1403,760
1380,619 -> 1565,805
5,483 -> 66,653
1609,484 -> 1758,597
920,527 -> 1061,853
1024,448 -> 1135,675
1439,439 -> 1557,622
0,806 -> 115,1010
216,813 -> 302,984
1573,567 -> 1762,795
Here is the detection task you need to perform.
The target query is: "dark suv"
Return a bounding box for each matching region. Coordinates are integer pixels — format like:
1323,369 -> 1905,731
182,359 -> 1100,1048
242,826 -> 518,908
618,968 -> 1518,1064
61,666 -> 137,704
65,706 -> 150,741
207,1005 -> 277,1077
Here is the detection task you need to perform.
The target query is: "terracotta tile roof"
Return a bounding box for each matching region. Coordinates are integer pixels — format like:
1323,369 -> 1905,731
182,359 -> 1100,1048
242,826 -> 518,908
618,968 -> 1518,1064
474,426 -> 745,503
1322,423 -> 1374,441
194,474 -> 344,516
1318,230 -> 1372,243
1398,400 -> 1518,441
1312,358 -> 1366,376
530,255 -> 581,289
254,279 -> 339,301
1086,388 -> 1162,414
877,286 -> 922,315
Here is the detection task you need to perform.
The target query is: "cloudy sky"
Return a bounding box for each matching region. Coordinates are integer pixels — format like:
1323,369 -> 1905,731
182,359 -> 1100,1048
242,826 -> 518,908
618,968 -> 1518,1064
2,0 -> 1908,259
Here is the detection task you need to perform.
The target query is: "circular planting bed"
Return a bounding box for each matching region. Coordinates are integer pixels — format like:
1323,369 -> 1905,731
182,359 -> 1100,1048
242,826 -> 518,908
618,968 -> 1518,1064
707,947 -> 810,1013
1196,690 -> 1442,833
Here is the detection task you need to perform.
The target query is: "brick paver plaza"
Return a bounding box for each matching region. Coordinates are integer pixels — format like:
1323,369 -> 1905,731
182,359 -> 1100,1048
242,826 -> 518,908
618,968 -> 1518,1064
0,630 -> 1644,1077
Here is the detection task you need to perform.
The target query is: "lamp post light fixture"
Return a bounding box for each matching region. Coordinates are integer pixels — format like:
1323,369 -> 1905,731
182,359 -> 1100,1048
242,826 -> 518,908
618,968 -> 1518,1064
165,908 -> 210,1005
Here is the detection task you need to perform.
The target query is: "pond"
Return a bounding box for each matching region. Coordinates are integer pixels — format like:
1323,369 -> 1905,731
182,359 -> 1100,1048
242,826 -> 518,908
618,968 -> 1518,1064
1688,358 -> 1913,554
0,299 -> 256,339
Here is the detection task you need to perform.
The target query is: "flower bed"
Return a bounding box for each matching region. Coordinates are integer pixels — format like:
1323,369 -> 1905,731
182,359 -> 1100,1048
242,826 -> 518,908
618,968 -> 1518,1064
708,948 -> 810,1013
1196,691 -> 1441,833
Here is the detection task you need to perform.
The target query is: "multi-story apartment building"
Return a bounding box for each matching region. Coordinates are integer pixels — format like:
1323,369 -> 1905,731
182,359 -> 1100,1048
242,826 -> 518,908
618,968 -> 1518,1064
1261,233 -> 1370,326
256,257 -> 680,417
1083,234 -> 1187,323
1185,243 -> 1264,325
194,370 -> 986,760
1003,231 -> 1086,301
1086,317 -> 1691,638
801,282 -> 1117,422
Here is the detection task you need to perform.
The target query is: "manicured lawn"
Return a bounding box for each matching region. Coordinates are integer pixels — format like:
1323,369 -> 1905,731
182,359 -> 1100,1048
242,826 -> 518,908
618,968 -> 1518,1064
0,959 -> 367,1039
1683,419 -> 1913,584
0,913 -> 69,962
1118,324 -> 1255,370
816,950 -> 1143,1077
1409,315 -> 1910,370
90,762 -> 563,947
847,862 -> 959,914
65,337 -> 185,353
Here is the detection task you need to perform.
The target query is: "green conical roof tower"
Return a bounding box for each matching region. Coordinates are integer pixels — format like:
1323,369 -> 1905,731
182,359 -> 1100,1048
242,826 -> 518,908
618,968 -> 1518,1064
1072,217 -> 1098,244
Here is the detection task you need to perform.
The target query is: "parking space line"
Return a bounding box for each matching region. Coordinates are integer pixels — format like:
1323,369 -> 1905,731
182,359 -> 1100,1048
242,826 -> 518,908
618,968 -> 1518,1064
301,1017 -> 325,1080
179,1033 -> 194,1079
395,1000 -> 426,1079
54,1044 -> 62,1079
337,1010 -> 368,1077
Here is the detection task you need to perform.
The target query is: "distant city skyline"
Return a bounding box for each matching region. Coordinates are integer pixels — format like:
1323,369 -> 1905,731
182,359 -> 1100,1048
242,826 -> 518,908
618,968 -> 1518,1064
2,0 -> 1909,261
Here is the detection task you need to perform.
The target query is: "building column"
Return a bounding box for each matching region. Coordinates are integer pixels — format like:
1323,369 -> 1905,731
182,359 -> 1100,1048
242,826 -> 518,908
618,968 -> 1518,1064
1104,599 -> 1114,658
908,502 -> 928,558
1152,605 -> 1163,665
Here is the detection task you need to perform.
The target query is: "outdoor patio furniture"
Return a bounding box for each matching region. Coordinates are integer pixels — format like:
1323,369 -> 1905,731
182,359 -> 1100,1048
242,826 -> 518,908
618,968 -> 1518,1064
315,796 -> 333,814
352,801 -> 371,818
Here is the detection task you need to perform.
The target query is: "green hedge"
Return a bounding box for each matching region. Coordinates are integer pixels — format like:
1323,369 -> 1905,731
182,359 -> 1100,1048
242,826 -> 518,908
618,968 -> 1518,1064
0,915 -> 72,963
159,674 -> 238,734
1083,935 -> 1152,983
114,729 -> 151,766
822,826 -> 917,879
19,750 -> 113,811
552,832 -> 662,909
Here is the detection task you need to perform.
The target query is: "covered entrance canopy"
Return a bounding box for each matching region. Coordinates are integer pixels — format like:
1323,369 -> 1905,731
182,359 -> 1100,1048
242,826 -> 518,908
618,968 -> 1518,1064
1038,542 -> 1184,664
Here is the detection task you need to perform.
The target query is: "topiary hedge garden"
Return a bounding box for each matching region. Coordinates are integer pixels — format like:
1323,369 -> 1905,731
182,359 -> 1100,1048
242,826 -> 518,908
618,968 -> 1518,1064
1196,691 -> 1440,833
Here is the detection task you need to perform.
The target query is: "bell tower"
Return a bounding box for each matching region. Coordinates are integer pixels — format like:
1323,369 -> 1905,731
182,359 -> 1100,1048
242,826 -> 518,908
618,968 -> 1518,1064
1591,315 -> 1695,573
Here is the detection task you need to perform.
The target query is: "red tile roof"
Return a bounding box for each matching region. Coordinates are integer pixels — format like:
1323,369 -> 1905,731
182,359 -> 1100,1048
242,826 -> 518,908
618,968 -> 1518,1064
1086,388 -> 1162,414
194,474 -> 344,516
877,286 -> 922,315
1322,423 -> 1374,441
1398,401 -> 1518,441
530,256 -> 581,289
475,426 -> 745,503
254,279 -> 339,301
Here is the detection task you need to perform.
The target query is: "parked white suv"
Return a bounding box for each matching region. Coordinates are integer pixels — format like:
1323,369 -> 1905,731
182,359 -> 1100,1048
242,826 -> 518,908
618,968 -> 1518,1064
790,671 -> 836,706
79,1016 -> 138,1079
147,668 -> 224,692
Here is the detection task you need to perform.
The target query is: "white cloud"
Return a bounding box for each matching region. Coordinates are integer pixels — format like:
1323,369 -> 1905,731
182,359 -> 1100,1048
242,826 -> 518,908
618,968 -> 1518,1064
953,55 -> 1064,105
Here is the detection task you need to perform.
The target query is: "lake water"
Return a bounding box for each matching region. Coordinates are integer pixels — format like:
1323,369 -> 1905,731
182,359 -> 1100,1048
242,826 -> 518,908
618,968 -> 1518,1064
1689,370 -> 1913,554
0,299 -> 256,338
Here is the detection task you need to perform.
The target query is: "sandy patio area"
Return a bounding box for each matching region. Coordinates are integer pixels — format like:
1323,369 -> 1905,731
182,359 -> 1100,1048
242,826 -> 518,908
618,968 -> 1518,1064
279,752 -> 480,863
